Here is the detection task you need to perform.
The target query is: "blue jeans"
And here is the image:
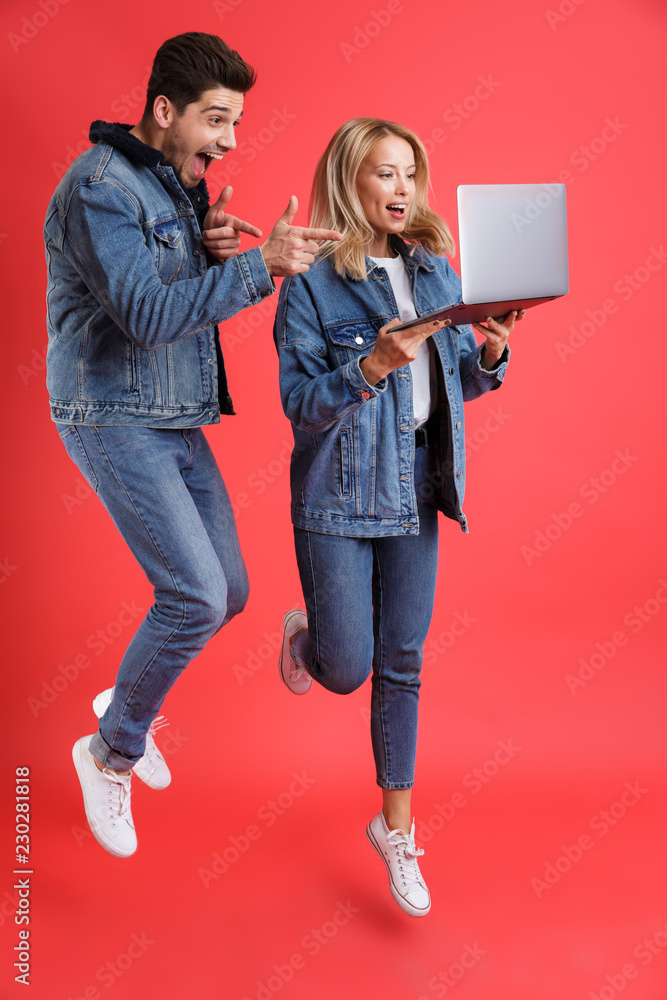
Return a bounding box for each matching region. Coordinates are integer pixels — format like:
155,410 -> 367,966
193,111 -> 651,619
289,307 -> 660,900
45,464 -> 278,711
291,444 -> 439,790
57,424 -> 248,769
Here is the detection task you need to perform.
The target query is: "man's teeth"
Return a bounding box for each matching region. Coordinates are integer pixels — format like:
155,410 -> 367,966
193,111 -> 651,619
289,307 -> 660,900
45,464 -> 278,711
206,152 -> 224,160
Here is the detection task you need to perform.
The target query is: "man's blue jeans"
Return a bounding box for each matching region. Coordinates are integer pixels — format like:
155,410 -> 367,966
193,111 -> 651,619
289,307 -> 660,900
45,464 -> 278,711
57,424 -> 248,770
291,444 -> 439,790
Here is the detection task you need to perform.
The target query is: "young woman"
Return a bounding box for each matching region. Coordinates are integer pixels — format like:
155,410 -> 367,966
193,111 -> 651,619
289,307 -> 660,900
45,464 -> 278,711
275,118 -> 523,917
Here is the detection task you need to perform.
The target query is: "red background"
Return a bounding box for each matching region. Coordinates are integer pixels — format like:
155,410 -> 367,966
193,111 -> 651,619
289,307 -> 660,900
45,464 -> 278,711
2,0 -> 666,997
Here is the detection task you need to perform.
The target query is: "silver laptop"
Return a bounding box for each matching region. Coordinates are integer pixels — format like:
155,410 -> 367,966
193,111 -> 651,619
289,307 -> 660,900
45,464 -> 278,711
392,183 -> 568,330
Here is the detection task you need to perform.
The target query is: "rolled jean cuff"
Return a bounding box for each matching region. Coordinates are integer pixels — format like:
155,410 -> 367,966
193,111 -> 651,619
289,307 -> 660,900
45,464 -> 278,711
89,730 -> 141,771
376,779 -> 415,790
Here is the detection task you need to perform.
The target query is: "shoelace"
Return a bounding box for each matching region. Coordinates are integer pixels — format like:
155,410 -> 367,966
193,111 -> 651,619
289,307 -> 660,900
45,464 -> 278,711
386,820 -> 426,890
144,714 -> 169,760
101,768 -> 132,823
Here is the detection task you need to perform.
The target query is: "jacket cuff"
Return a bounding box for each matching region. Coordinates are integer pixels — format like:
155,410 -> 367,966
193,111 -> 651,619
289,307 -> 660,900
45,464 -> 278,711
344,356 -> 388,400
474,343 -> 510,379
237,246 -> 275,305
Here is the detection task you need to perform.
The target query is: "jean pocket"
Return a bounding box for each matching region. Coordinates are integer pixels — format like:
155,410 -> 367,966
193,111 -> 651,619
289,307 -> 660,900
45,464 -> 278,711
338,427 -> 352,498
58,426 -> 99,493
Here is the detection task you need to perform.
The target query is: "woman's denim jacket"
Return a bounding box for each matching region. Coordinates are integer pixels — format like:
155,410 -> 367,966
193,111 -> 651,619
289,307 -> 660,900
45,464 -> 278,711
44,121 -> 274,427
275,240 -> 509,535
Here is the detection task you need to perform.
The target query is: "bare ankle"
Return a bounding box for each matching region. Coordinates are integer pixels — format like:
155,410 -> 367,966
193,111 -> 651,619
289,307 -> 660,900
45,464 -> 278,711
93,756 -> 130,777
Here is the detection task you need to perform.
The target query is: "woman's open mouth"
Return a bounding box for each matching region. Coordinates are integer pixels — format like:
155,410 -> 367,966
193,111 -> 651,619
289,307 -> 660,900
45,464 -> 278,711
386,203 -> 407,220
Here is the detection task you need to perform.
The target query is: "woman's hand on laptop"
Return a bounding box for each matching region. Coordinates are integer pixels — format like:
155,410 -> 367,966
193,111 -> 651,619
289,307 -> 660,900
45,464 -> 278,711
360,317 -> 451,386
475,309 -> 525,370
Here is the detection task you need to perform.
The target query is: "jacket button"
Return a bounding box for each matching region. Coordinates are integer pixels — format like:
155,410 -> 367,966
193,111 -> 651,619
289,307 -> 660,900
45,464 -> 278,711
361,391 -> 370,400
456,421 -> 461,430
355,336 -> 364,345
208,359 -> 213,365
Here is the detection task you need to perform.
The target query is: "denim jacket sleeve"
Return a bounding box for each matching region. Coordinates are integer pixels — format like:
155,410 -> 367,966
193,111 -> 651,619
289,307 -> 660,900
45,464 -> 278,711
276,274 -> 388,434
61,178 -> 274,349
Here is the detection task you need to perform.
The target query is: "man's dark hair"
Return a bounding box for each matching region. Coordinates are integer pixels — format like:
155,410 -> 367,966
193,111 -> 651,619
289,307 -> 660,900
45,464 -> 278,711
142,32 -> 256,119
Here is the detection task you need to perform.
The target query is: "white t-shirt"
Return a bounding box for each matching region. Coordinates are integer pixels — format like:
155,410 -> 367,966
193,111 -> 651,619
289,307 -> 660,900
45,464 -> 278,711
370,254 -> 435,428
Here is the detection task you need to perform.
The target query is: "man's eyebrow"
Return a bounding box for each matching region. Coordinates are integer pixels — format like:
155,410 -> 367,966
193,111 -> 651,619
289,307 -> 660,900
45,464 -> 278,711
201,105 -> 244,117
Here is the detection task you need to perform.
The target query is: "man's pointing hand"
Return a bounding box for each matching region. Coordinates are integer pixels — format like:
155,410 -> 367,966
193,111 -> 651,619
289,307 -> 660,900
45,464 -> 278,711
202,185 -> 263,261
261,196 -> 341,277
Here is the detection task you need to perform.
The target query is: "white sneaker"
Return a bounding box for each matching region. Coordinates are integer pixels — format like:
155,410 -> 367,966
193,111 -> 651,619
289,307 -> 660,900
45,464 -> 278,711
72,735 -> 137,858
93,688 -> 171,791
366,811 -> 431,917
278,609 -> 312,695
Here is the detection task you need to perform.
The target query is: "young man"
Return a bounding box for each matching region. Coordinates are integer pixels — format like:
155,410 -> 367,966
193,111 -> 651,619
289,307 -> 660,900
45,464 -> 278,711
45,32 -> 340,858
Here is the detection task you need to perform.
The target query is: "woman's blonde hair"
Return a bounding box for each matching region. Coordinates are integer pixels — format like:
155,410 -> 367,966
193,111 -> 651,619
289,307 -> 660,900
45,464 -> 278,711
309,117 -> 455,281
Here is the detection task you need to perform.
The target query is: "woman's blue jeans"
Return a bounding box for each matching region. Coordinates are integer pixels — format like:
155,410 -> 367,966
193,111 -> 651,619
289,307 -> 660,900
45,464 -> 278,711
291,443 -> 439,790
57,424 -> 249,770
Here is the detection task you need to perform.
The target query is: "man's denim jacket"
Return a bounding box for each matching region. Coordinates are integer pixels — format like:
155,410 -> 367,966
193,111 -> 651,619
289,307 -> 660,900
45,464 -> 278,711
275,240 -> 509,535
44,121 -> 274,427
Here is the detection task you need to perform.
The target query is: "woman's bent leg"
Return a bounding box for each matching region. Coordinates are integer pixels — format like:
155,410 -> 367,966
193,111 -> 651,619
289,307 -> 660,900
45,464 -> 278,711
291,528 -> 374,694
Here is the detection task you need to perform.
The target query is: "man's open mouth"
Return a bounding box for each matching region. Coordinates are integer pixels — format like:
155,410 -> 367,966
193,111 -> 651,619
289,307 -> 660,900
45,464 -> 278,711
193,151 -> 225,177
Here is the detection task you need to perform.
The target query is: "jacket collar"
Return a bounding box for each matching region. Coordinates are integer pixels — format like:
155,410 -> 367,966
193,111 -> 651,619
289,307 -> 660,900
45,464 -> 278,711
89,120 -> 164,168
88,120 -> 210,205
366,235 -> 437,274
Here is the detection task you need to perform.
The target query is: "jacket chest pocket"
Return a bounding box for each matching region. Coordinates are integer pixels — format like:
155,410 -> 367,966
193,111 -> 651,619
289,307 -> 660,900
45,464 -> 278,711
151,220 -> 186,284
327,320 -> 379,367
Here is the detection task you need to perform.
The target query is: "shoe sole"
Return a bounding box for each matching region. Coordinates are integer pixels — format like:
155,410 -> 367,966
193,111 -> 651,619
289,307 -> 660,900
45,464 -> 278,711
92,690 -> 171,791
365,823 -> 431,917
279,611 -> 312,694
72,737 -> 137,859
